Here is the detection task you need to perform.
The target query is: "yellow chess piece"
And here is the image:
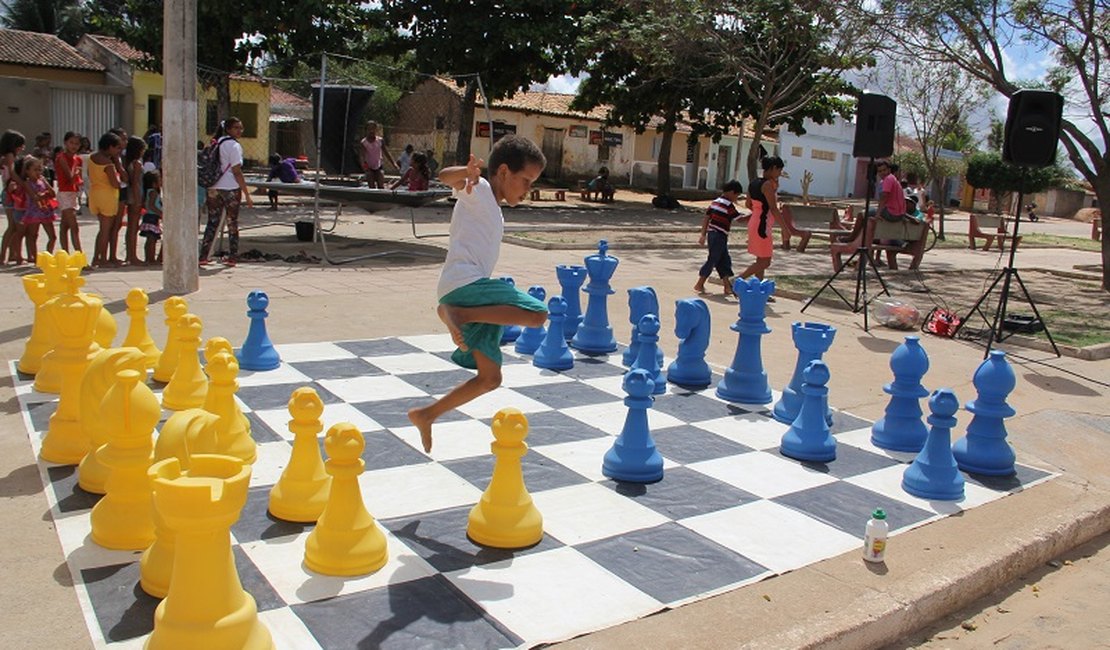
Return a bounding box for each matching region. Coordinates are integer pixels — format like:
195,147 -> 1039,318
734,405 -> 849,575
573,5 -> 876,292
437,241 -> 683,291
268,387 -> 331,523
90,369 -> 159,550
146,454 -> 273,650
203,341 -> 254,464
304,423 -> 388,576
121,288 -> 161,369
17,273 -> 51,375
143,409 -> 221,599
467,408 -> 543,549
89,293 -> 118,350
77,346 -> 147,494
152,297 -> 189,383
40,272 -> 102,465
161,314 -> 208,411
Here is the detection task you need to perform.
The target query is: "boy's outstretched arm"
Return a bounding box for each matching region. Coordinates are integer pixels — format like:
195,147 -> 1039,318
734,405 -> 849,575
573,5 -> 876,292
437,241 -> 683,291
438,154 -> 484,193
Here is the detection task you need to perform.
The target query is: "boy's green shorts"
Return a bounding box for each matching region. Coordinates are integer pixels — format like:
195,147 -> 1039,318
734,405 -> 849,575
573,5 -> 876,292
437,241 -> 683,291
440,278 -> 548,369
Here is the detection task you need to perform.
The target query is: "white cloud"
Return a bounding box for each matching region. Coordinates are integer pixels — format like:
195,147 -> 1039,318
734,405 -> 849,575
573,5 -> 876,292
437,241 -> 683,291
529,73 -> 587,95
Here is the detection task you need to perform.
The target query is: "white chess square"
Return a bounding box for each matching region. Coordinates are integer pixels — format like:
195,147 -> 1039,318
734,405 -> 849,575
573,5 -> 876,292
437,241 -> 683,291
445,546 -> 663,647
580,373 -> 627,397
359,463 -> 483,520
250,441 -> 293,487
498,363 -> 576,388
53,511 -> 145,572
452,387 -> 552,419
845,464 -> 1003,520
272,342 -> 356,363
365,352 -> 461,375
391,419 -> 494,461
681,501 -> 860,574
250,401 -> 383,443
692,413 -> 790,450
531,436 -> 620,482
317,375 -> 428,403
687,450 -> 837,498
398,333 -> 457,353
562,402 -> 684,436
237,364 -> 312,387
261,606 -> 325,650
531,482 -> 670,545
835,426 -> 919,463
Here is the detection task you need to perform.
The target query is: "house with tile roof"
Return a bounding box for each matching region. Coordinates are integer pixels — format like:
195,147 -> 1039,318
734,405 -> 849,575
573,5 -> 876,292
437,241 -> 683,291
0,28 -> 128,143
393,77 -> 772,190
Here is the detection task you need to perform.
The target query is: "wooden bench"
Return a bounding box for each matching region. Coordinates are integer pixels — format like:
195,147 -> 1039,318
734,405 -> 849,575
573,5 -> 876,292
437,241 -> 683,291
969,213 -> 1022,251
871,218 -> 929,270
782,203 -> 849,252
529,188 -> 566,202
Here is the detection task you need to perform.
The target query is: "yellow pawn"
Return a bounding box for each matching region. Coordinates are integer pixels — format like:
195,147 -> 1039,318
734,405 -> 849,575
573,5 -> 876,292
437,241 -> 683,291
143,409 -> 221,598
268,387 -> 330,522
152,297 -> 189,383
121,288 -> 161,369
146,455 -> 273,650
304,423 -> 387,576
467,408 -> 543,549
203,339 -> 254,464
77,347 -> 146,494
32,251 -> 77,393
161,314 -> 208,411
17,272 -> 51,375
90,369 -> 159,550
40,272 -> 102,465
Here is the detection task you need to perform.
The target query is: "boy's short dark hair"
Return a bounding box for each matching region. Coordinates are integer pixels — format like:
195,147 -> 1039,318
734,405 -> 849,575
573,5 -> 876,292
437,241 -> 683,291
722,180 -> 743,194
761,156 -> 785,171
488,135 -> 546,175
269,153 -> 281,165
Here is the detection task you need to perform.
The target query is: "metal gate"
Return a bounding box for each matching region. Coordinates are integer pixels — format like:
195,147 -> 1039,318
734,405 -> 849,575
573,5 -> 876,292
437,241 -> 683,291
51,88 -> 122,139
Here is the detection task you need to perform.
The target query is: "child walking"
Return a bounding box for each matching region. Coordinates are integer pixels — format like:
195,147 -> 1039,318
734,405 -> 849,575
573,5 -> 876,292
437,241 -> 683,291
89,132 -> 123,268
740,156 -> 785,289
55,131 -> 84,253
694,179 -> 744,297
407,135 -> 549,453
1,129 -> 27,265
139,170 -> 162,265
19,155 -> 58,255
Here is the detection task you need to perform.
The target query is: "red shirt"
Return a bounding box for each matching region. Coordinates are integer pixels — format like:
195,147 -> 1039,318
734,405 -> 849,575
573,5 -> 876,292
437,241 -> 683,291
55,151 -> 83,192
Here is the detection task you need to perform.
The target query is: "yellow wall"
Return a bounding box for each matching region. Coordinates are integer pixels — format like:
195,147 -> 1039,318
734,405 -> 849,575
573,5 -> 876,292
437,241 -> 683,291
131,69 -> 163,134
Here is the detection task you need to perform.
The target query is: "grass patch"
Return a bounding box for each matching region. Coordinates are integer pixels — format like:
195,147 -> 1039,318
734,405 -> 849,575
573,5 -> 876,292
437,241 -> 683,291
1018,233 -> 1102,252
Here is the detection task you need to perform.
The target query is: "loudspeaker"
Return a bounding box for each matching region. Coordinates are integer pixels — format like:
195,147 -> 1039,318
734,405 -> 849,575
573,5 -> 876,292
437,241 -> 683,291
311,84 -> 376,175
853,93 -> 897,159
1003,90 -> 1062,167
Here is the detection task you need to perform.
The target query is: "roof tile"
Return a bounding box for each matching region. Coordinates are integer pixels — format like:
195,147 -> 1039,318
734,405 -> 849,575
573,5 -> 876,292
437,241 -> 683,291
0,28 -> 103,71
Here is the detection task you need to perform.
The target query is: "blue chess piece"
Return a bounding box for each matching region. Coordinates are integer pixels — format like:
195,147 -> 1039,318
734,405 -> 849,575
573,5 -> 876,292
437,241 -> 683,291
236,290 -> 280,371
953,351 -> 1017,476
630,314 -> 666,395
514,286 -> 547,355
602,368 -> 664,483
716,277 -> 774,404
780,361 -> 836,462
571,240 -> 619,354
773,322 -> 836,425
556,264 -> 587,341
666,298 -> 712,388
498,276 -> 522,344
872,336 -> 930,452
902,389 -> 965,501
533,296 -> 574,370
623,287 -> 663,369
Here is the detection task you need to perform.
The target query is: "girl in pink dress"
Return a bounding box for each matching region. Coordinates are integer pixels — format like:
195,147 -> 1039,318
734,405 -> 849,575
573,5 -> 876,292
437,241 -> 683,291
19,155 -> 58,255
741,156 -> 785,287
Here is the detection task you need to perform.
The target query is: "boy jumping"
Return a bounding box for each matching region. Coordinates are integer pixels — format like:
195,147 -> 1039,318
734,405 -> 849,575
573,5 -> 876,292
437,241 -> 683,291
408,135 -> 549,453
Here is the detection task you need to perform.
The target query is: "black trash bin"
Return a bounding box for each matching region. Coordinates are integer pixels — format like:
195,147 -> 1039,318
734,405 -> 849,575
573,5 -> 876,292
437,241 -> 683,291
295,221 -> 314,242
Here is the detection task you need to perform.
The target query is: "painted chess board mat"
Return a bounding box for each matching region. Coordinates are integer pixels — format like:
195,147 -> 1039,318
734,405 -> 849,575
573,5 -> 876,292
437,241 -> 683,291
10,334 -> 1054,649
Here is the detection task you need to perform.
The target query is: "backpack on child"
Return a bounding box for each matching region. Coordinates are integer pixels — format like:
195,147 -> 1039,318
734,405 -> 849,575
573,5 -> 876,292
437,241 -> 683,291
197,136 -> 232,188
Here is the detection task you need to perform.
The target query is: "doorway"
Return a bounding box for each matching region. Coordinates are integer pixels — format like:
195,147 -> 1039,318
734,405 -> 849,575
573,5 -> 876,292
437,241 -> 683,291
541,128 -> 564,179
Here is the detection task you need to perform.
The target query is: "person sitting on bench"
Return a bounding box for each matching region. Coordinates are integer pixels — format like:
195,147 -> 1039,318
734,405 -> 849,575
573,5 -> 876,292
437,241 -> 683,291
587,167 -> 615,202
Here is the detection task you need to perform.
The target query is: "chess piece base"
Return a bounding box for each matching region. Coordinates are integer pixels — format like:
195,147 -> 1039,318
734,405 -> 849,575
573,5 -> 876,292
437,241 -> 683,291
467,501 -> 543,549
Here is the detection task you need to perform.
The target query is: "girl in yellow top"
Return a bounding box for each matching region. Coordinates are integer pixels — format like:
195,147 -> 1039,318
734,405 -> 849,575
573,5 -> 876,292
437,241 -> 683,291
88,132 -> 123,267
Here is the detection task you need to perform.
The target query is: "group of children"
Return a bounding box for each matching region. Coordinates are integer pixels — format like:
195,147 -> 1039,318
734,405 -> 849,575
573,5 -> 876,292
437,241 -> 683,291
1,128 -> 164,268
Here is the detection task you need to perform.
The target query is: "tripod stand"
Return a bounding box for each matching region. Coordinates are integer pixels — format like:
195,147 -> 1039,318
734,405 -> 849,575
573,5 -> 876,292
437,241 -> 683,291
801,157 -> 890,331
954,174 -> 1060,358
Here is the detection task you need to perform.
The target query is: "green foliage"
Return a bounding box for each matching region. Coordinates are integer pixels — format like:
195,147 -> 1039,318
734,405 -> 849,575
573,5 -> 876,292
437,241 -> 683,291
965,151 -> 1067,194
986,117 -> 1005,153
0,0 -> 87,43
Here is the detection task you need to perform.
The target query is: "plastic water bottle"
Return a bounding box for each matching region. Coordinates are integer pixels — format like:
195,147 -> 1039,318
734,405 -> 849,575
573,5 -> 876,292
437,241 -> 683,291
863,508 -> 888,563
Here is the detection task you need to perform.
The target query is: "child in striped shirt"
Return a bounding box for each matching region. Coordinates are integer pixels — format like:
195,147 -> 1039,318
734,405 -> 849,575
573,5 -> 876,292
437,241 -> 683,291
694,179 -> 745,297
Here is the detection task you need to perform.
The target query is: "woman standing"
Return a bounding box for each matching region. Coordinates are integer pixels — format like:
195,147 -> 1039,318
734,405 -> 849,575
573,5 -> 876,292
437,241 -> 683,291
740,156 -> 785,289
199,117 -> 253,266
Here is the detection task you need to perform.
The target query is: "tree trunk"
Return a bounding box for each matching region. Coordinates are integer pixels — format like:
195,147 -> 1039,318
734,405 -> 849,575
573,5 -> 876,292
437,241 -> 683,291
654,111 -> 678,201
216,75 -> 231,127
746,109 -> 770,185
455,79 -> 478,167
1094,178 -> 1110,291
931,178 -> 946,239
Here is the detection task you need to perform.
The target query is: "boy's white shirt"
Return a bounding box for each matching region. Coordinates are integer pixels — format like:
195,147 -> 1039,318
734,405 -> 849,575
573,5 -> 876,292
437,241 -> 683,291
437,177 -> 503,299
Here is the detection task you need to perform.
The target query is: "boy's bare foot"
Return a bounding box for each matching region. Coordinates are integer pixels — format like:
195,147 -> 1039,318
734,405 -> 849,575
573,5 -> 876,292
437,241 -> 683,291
407,407 -> 434,453
693,284 -> 706,294
437,304 -> 469,351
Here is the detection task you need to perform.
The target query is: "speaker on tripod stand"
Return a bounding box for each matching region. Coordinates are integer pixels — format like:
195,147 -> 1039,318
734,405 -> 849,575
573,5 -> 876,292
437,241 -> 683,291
954,89 -> 1063,357
802,93 -> 896,330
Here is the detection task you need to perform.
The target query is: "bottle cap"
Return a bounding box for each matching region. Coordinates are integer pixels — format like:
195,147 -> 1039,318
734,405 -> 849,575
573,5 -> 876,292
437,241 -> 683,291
872,508 -> 886,520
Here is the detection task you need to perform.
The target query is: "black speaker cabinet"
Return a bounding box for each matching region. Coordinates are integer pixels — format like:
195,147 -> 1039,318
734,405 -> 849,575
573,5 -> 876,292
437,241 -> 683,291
853,93 -> 897,159
1003,90 -> 1063,167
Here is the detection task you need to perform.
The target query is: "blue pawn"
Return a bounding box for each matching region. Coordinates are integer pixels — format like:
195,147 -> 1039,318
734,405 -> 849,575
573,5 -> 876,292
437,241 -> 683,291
902,389 -> 965,501
236,290 -> 280,371
630,314 -> 666,395
780,361 -> 836,462
571,240 -> 619,353
623,287 -> 663,369
498,276 -> 522,344
872,336 -> 930,452
556,264 -> 587,341
514,286 -> 547,355
666,298 -> 712,388
533,296 -> 574,370
773,322 -> 836,425
953,351 -> 1017,476
602,369 -> 664,483
716,277 -> 774,404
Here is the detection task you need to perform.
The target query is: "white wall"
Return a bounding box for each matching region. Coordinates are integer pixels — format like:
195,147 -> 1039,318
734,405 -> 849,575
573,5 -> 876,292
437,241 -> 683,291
777,117 -> 857,199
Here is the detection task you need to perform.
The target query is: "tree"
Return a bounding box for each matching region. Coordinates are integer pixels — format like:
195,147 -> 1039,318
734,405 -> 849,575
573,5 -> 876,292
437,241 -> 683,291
87,0 -> 376,122
872,0 -> 1110,289
966,150 -> 1069,213
0,0 -> 86,43
382,0 -> 589,166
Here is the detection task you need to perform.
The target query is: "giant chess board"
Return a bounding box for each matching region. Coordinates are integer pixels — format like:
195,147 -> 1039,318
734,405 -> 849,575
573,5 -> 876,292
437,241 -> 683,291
12,334 -> 1054,649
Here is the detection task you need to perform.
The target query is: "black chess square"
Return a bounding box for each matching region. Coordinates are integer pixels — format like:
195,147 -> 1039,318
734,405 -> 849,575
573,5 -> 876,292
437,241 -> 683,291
290,358 -> 387,381
830,410 -> 874,435
777,443 -> 902,480
352,397 -> 471,430
513,381 -> 621,409
236,382 -> 343,411
552,357 -> 625,381
337,339 -> 425,357
441,453 -> 590,493
651,425 -> 755,465
232,485 -> 315,544
773,481 -> 934,536
46,465 -> 102,513
601,467 -> 760,520
392,368 -> 476,395
245,411 -> 286,444
496,410 -> 610,447
652,391 -> 740,422
316,430 -> 429,472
